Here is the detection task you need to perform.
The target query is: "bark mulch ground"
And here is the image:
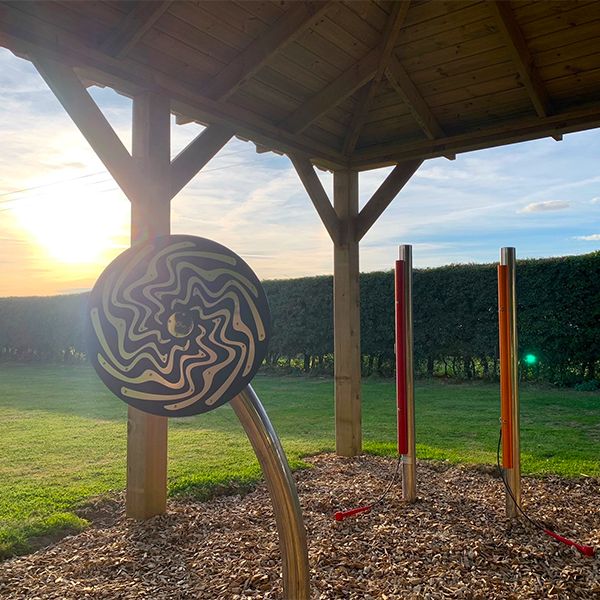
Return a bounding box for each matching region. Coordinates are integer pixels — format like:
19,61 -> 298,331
1,454 -> 598,599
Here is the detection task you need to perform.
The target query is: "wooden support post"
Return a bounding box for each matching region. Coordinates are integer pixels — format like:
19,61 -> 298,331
126,91 -> 171,519
292,160 -> 420,458
333,170 -> 361,456
33,58 -> 233,519
499,247 -> 521,518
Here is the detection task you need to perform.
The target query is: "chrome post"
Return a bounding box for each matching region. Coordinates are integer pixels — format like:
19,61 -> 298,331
231,385 -> 310,599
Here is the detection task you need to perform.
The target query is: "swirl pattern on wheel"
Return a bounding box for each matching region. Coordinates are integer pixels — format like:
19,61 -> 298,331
87,235 -> 270,417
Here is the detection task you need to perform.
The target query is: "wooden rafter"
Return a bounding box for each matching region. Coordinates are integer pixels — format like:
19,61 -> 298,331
32,56 -> 143,202
342,1 -> 410,156
171,125 -> 234,197
290,155 -> 341,245
386,56 -> 445,141
342,84 -> 373,156
100,1 -> 172,58
34,56 -> 233,204
292,154 -> 421,245
489,0 -> 552,118
354,159 -> 422,242
285,47 -> 380,134
385,56 -> 456,159
168,95 -> 346,169
203,1 -> 332,101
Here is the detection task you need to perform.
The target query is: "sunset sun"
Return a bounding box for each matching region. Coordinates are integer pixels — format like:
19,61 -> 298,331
13,182 -> 130,266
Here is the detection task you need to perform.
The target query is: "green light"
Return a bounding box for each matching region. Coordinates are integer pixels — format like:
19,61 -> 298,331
524,353 -> 537,365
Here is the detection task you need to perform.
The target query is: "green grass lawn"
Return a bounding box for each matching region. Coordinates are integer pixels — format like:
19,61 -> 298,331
0,364 -> 598,558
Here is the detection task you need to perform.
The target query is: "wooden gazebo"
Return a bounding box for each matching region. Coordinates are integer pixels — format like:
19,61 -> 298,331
2,0 -> 599,519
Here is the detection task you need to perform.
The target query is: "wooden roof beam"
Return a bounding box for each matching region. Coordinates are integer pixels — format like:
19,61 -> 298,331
343,84 -> 375,157
32,56 -> 143,202
355,159 -> 422,242
34,57 -> 236,203
255,144 -> 284,156
168,97 -> 346,170
293,153 -> 421,245
350,104 -> 600,168
285,46 -> 380,134
489,0 -> 552,119
100,1 -> 172,58
386,56 -> 455,160
342,1 -> 411,156
175,114 -> 195,125
290,155 -> 341,245
203,1 -> 332,101
170,125 -> 234,198
386,56 -> 444,141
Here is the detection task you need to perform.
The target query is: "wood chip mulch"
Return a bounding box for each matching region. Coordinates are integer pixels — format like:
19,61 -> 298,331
1,455 -> 598,599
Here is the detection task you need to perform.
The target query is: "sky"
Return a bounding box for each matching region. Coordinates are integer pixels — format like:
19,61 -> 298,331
1,47 -> 599,297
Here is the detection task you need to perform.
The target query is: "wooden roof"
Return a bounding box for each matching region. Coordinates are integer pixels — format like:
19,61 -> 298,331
2,0 -> 600,170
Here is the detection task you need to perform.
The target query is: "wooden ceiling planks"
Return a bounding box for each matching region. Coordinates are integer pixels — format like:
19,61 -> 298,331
402,2 -> 490,43
62,1 -> 223,79
519,2 -> 600,39
414,60 -> 517,97
99,0 -> 172,58
546,68 -> 600,111
512,0 -> 593,24
200,4 -> 334,101
1,0 -> 600,169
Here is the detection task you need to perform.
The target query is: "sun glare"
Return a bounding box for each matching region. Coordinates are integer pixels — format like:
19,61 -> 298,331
13,182 -> 130,265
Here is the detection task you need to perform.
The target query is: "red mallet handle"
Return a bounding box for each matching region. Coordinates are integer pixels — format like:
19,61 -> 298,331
334,506 -> 371,521
544,529 -> 596,557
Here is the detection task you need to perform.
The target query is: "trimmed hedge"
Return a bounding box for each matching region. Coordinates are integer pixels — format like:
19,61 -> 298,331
1,252 -> 598,385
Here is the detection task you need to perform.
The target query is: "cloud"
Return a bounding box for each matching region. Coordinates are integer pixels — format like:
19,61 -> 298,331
519,200 -> 570,213
45,160 -> 87,170
414,156 -> 511,186
574,234 -> 600,241
3,47 -> 600,296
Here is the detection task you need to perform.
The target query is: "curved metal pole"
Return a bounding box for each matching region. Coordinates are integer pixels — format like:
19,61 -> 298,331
230,385 -> 310,600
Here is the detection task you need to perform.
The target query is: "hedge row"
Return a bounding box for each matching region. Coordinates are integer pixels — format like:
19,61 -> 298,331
264,252 -> 599,385
1,252 -> 598,385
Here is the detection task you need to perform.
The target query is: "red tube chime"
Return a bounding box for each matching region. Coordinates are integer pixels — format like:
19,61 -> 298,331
497,265 -> 513,468
395,259 -> 408,455
333,255 -> 410,522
